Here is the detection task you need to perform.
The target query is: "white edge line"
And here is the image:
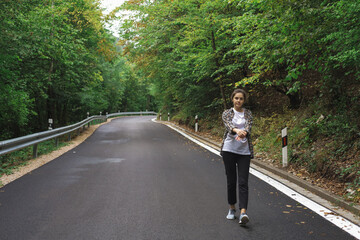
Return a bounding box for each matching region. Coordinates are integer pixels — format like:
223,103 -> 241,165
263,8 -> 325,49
154,119 -> 360,239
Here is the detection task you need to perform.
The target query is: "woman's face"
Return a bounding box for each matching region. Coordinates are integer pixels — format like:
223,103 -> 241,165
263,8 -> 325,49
232,92 -> 245,109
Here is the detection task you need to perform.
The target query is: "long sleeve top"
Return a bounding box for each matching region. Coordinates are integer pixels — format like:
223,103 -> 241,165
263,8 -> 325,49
220,108 -> 254,158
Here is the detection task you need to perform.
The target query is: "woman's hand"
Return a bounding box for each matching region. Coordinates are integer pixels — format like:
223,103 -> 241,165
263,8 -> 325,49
233,128 -> 247,140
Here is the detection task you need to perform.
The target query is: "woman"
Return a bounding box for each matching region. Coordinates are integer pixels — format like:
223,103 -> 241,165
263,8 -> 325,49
221,88 -> 254,225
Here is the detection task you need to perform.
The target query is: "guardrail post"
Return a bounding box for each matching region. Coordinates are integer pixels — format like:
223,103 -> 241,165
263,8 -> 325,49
55,137 -> 59,147
282,127 -> 288,167
195,115 -> 198,132
68,133 -> 71,141
33,144 -> 38,158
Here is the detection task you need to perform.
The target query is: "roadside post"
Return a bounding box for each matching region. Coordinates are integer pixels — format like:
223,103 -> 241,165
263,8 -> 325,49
48,118 -> 53,130
33,144 -> 38,158
160,113 -> 162,121
195,115 -> 198,132
168,112 -> 170,121
282,127 -> 288,167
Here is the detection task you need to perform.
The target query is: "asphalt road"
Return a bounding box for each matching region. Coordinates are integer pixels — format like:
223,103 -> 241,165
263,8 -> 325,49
0,116 -> 355,240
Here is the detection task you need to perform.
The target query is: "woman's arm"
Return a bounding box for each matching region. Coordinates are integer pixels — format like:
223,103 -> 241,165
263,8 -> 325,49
222,109 -> 236,134
244,109 -> 253,136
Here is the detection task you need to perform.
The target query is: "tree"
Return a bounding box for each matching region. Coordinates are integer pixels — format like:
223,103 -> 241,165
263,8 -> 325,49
0,0 -> 132,139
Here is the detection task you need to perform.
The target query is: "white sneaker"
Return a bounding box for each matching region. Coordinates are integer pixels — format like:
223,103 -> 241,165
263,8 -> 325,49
239,213 -> 249,225
226,209 -> 236,220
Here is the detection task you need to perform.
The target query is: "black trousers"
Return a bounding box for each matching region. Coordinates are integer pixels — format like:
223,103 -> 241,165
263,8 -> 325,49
222,151 -> 251,210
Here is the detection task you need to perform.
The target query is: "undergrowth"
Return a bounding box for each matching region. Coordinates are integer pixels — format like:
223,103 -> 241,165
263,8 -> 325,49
252,102 -> 360,203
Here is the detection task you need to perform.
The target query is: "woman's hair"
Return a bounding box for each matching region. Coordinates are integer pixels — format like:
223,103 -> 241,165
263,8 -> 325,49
230,89 -> 248,102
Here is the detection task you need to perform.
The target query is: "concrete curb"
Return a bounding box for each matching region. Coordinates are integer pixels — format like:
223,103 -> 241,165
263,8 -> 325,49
158,120 -> 360,217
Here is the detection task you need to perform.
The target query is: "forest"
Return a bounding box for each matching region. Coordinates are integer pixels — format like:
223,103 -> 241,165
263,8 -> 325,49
1,0 -> 359,202
0,0 -> 155,140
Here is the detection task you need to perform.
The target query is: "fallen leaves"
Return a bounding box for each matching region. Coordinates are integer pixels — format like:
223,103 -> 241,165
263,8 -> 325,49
319,210 -> 339,216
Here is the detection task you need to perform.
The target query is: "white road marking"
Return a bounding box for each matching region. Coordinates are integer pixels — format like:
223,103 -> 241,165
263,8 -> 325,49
157,121 -> 360,239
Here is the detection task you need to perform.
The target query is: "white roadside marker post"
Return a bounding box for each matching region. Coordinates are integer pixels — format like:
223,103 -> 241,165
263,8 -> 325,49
48,118 -> 53,130
282,127 -> 288,167
195,115 -> 198,132
168,112 -> 170,121
160,113 -> 162,121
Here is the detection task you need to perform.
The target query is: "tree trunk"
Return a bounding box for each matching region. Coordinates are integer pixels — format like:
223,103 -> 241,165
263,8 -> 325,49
46,0 -> 55,128
273,85 -> 302,109
211,30 -> 227,109
288,91 -> 302,109
47,59 -> 54,127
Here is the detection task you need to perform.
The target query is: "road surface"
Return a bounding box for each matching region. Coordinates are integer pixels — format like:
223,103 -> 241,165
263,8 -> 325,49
0,116 -> 356,239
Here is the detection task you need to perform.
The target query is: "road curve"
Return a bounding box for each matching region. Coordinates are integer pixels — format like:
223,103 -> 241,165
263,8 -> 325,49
0,116 -> 355,240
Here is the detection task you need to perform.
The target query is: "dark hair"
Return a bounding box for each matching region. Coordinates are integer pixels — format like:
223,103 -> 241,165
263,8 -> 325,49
230,89 -> 248,102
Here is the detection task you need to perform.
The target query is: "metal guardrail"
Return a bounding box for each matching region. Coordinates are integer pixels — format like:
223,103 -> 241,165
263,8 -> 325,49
0,111 -> 157,158
107,111 -> 157,118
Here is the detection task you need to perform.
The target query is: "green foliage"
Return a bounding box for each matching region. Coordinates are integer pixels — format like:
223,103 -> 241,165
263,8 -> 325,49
117,0 -> 359,115
0,0 -> 153,141
0,84 -> 32,139
320,0 -> 360,77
